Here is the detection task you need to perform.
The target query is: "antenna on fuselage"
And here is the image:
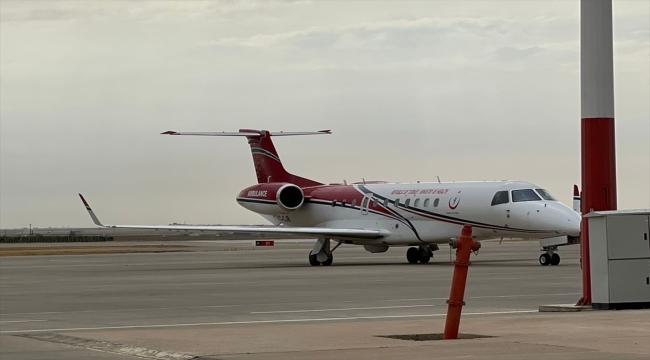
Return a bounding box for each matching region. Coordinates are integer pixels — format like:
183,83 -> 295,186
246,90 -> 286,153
362,178 -> 366,185
343,179 -> 347,185
437,176 -> 441,183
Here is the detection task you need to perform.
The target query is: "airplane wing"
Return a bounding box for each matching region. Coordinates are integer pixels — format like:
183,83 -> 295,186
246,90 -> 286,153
79,194 -> 389,240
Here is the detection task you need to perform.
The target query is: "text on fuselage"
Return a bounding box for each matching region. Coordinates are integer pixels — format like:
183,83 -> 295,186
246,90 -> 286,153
247,190 -> 268,197
391,189 -> 449,195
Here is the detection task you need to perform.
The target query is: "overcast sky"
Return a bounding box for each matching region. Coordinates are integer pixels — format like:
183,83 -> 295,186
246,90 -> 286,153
1,0 -> 648,229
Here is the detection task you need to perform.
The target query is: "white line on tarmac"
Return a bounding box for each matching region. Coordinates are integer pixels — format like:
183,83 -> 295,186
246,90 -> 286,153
471,293 -> 580,298
0,293 -> 580,316
251,305 -> 436,314
379,292 -> 581,302
0,319 -> 47,323
0,310 -> 539,334
1,304 -> 242,316
483,276 -> 581,281
49,259 -> 113,263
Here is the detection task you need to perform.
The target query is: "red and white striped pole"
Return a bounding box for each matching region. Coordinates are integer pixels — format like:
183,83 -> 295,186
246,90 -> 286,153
578,0 -> 618,306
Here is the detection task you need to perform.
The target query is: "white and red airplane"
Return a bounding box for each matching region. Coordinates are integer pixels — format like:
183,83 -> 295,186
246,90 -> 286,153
79,129 -> 581,266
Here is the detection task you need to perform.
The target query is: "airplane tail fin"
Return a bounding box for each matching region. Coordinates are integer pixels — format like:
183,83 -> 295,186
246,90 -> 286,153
573,184 -> 582,214
161,129 -> 331,187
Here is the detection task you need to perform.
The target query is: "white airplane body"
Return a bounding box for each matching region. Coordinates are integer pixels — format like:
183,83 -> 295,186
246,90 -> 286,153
80,129 -> 581,266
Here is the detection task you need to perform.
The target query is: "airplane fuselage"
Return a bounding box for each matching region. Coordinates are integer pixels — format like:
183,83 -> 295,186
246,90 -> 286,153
236,180 -> 582,247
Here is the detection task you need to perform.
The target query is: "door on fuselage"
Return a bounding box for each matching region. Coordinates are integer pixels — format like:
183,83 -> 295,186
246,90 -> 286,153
491,190 -> 511,225
361,196 -> 371,215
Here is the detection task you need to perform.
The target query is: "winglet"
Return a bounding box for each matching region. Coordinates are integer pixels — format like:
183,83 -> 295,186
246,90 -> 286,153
78,194 -> 105,227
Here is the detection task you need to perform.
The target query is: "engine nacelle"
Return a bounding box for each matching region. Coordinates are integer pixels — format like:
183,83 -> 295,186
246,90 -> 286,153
236,182 -> 305,215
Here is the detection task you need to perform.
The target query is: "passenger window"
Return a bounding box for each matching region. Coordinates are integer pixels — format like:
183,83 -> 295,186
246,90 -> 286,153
433,198 -> 439,207
511,189 -> 541,202
423,198 -> 430,207
414,198 -> 420,207
332,200 -> 336,207
405,198 -> 411,207
395,198 -> 400,207
491,191 -> 509,206
342,199 -> 347,206
351,199 -> 357,207
372,199 -> 377,207
383,198 -> 388,207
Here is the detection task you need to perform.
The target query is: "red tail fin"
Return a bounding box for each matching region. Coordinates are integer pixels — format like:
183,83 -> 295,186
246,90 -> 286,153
241,130 -> 322,187
161,129 -> 329,188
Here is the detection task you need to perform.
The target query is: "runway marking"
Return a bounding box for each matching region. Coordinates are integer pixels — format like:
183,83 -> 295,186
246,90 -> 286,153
380,293 -> 581,302
0,293 -> 580,316
0,310 -> 539,334
49,259 -> 113,263
0,276 -> 581,288
471,293 -> 579,299
479,276 -> 581,281
251,304 -> 436,314
0,319 -> 47,323
1,304 -> 242,316
70,281 -> 266,288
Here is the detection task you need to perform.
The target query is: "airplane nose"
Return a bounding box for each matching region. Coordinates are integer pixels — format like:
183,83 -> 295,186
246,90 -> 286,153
556,207 -> 581,236
534,203 -> 581,236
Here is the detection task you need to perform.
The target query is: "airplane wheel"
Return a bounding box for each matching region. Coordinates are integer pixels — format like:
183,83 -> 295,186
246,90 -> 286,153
419,255 -> 431,264
406,247 -> 419,264
322,254 -> 333,266
550,253 -> 560,266
539,253 -> 551,266
309,253 -> 320,266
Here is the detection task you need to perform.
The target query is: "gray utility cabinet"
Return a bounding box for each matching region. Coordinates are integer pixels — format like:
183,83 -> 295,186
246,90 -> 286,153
586,210 -> 650,310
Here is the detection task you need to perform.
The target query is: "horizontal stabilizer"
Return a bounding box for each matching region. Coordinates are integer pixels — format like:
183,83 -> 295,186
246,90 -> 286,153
161,130 -> 331,137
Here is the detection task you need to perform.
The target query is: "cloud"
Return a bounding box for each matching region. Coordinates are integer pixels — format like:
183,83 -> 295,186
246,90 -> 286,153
198,16 -> 572,48
199,17 -> 507,48
0,0 -> 311,24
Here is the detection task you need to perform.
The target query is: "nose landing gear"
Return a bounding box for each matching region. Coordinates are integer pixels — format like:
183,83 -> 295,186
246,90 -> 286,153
539,246 -> 560,266
406,245 -> 436,264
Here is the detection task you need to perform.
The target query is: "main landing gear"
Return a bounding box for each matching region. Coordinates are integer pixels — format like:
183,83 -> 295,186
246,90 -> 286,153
406,245 -> 437,264
309,237 -> 341,266
539,246 -> 560,266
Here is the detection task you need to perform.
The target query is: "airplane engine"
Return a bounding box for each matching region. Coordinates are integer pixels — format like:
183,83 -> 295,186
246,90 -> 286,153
237,182 -> 305,215
363,244 -> 389,253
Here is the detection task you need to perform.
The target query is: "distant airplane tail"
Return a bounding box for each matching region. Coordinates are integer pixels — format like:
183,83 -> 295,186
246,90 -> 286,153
573,184 -> 582,215
161,129 -> 331,187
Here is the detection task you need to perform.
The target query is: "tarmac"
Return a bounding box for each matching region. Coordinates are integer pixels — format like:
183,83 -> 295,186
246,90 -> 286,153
1,239 -> 648,359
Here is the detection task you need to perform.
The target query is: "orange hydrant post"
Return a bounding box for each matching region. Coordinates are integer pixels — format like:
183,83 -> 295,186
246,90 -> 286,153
443,225 -> 481,340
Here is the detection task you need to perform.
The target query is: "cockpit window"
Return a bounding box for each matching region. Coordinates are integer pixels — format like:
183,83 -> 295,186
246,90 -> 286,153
535,189 -> 557,201
511,189 -> 541,202
491,190 -> 509,206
